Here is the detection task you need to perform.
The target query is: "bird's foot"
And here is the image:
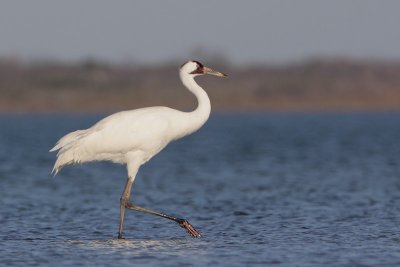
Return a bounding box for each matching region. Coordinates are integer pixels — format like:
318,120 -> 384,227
176,219 -> 201,238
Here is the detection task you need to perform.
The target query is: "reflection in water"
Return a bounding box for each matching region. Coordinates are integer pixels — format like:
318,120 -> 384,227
63,238 -> 207,256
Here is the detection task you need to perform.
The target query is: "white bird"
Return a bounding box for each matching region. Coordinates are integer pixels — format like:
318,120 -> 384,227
50,61 -> 227,239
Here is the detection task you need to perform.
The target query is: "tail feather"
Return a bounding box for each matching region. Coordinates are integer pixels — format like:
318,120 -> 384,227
50,130 -> 87,152
50,130 -> 90,175
51,154 -> 73,176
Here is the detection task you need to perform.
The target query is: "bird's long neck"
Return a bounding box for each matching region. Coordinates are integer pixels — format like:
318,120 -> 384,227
179,72 -> 211,136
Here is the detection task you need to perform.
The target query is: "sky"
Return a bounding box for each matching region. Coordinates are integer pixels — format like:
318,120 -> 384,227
0,0 -> 400,65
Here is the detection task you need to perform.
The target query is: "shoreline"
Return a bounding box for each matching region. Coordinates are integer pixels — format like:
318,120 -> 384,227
1,58 -> 400,114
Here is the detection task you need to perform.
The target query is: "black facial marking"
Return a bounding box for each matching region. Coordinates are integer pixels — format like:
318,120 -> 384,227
192,60 -> 204,68
189,60 -> 204,74
180,60 -> 205,74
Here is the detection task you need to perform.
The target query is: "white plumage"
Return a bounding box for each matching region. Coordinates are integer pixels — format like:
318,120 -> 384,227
50,60 -> 226,239
51,107 -> 189,174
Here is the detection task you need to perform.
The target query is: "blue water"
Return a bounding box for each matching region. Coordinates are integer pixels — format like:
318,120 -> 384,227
1,112 -> 400,266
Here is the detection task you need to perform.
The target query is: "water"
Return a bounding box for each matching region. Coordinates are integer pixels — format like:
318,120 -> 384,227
1,112 -> 400,266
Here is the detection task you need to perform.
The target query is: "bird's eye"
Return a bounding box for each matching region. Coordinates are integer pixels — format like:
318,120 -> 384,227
190,65 -> 203,74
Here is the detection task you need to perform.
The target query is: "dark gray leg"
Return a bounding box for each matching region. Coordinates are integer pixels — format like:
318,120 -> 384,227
117,177 -> 201,239
125,203 -> 201,238
118,177 -> 133,239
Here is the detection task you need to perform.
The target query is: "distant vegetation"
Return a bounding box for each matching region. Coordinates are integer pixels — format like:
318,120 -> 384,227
1,58 -> 400,112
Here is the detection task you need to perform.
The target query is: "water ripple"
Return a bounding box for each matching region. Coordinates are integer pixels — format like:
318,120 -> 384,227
1,112 -> 400,266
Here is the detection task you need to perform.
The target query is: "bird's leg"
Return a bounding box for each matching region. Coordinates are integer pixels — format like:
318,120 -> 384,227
118,177 -> 201,239
118,177 -> 134,239
124,202 -> 201,238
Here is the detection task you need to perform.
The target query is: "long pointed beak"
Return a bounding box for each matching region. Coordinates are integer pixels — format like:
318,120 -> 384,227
203,67 -> 227,77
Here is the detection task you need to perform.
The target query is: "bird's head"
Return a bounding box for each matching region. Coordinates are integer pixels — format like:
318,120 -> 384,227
180,60 -> 227,78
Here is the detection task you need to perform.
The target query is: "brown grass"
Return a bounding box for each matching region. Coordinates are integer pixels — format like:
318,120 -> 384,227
1,58 -> 400,113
